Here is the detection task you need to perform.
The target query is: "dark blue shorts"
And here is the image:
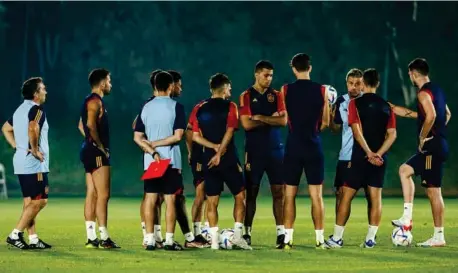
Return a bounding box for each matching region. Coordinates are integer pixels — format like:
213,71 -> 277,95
190,158 -> 205,187
283,152 -> 324,186
204,161 -> 245,196
80,143 -> 110,173
345,158 -> 386,190
144,167 -> 184,195
405,152 -> 445,188
245,148 -> 284,187
18,173 -> 49,200
333,160 -> 351,192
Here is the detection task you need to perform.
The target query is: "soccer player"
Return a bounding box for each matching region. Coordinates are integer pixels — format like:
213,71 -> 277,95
279,53 -> 330,249
327,68 -> 397,248
392,58 -> 451,247
134,71 -> 185,251
79,68 -> 120,248
239,60 -> 286,246
191,73 -> 251,250
3,77 -> 52,250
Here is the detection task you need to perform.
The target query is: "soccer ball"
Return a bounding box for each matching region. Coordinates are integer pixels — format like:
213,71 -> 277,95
324,85 -> 338,105
219,228 -> 235,250
201,226 -> 212,242
391,227 -> 413,246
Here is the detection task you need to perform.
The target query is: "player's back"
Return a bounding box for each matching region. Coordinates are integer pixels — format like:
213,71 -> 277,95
351,93 -> 392,158
284,79 -> 325,156
196,98 -> 238,164
417,82 -> 448,156
80,93 -> 110,149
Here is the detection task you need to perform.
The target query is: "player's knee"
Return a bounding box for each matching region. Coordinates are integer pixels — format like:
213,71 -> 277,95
271,187 -> 284,201
40,199 -> 48,209
399,164 -> 413,177
97,192 -> 110,202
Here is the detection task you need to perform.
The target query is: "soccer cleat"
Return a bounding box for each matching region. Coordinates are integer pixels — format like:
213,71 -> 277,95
164,242 -> 184,251
145,244 -> 156,251
417,237 -> 446,247
360,239 -> 376,248
184,237 -> 210,248
155,240 -> 164,249
276,234 -> 285,248
325,235 -> 343,248
29,239 -> 52,249
316,240 -> 330,249
99,238 -> 121,249
391,219 -> 413,231
242,234 -> 252,246
85,238 -> 100,249
232,238 -> 253,250
194,234 -> 210,246
6,233 -> 29,250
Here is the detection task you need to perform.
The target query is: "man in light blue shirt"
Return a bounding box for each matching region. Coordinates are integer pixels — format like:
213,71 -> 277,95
134,71 -> 186,251
2,77 -> 52,250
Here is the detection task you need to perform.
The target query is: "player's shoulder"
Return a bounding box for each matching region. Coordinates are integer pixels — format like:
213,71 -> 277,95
240,88 -> 252,98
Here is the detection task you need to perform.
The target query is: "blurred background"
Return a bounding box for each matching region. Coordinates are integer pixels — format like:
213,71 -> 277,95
0,1 -> 456,197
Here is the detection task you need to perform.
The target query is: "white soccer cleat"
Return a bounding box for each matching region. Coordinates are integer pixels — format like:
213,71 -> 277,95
360,239 -> 376,249
391,218 -> 412,231
417,237 -> 446,247
232,238 -> 253,250
325,235 -> 343,249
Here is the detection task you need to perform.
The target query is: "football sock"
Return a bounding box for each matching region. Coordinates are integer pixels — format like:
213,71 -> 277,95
276,225 -> 285,236
141,222 -> 146,237
193,222 -> 202,236
29,234 -> 39,245
284,229 -> 294,243
165,232 -> 174,245
234,222 -> 243,240
402,203 -> 413,223
315,229 -> 324,243
434,227 -> 444,241
154,225 -> 163,242
99,226 -> 109,241
366,225 -> 378,242
10,229 -> 22,240
86,221 -> 97,240
333,225 -> 345,241
184,232 -> 195,242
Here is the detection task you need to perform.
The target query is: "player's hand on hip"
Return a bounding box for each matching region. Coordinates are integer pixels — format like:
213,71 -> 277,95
418,136 -> 433,153
208,154 -> 221,169
31,149 -> 44,162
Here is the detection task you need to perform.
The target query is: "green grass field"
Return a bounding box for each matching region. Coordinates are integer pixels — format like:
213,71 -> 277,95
1,197 -> 457,273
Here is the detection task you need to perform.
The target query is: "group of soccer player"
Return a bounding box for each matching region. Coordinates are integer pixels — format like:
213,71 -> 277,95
2,52 -> 450,251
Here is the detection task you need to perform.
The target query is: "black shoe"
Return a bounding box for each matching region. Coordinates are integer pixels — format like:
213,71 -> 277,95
145,244 -> 156,251
242,234 -> 251,246
164,242 -> 184,251
29,239 -> 52,249
100,238 -> 121,249
85,238 -> 100,249
155,240 -> 164,249
276,234 -> 285,248
6,233 -> 29,250
276,241 -> 293,250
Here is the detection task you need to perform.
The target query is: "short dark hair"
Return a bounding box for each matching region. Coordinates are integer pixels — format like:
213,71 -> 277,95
149,69 -> 163,88
209,73 -> 231,91
22,77 -> 43,100
255,60 -> 274,72
363,68 -> 380,88
154,71 -> 173,92
168,70 -> 182,83
88,68 -> 110,88
346,68 -> 363,81
408,58 -> 429,76
291,53 -> 311,72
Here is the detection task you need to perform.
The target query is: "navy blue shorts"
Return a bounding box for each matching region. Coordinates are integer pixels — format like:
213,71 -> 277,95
333,160 -> 351,192
345,158 -> 386,190
190,158 -> 205,187
204,161 -> 245,196
80,143 -> 110,173
18,173 -> 49,200
245,148 -> 284,187
405,152 -> 445,188
283,152 -> 324,186
144,167 -> 184,195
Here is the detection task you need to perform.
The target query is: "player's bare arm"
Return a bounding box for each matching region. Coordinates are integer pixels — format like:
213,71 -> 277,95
185,126 -> 193,163
350,123 -> 382,166
252,110 -> 287,126
320,88 -> 331,131
418,91 -> 436,152
2,120 -> 16,149
376,128 -> 397,157
78,117 -> 85,137
149,129 -> 184,148
133,131 -> 158,160
192,132 -> 219,152
240,115 -> 264,131
208,127 -> 235,168
446,104 -> 451,125
388,102 -> 418,119
28,119 -> 44,162
86,99 -> 107,156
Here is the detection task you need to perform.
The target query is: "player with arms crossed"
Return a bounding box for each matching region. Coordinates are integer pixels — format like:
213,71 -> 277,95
78,68 -> 120,248
279,53 -> 330,249
3,77 -> 52,250
392,58 -> 451,247
239,60 -> 287,246
191,73 -> 251,250
327,69 -> 397,248
134,71 -> 186,251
